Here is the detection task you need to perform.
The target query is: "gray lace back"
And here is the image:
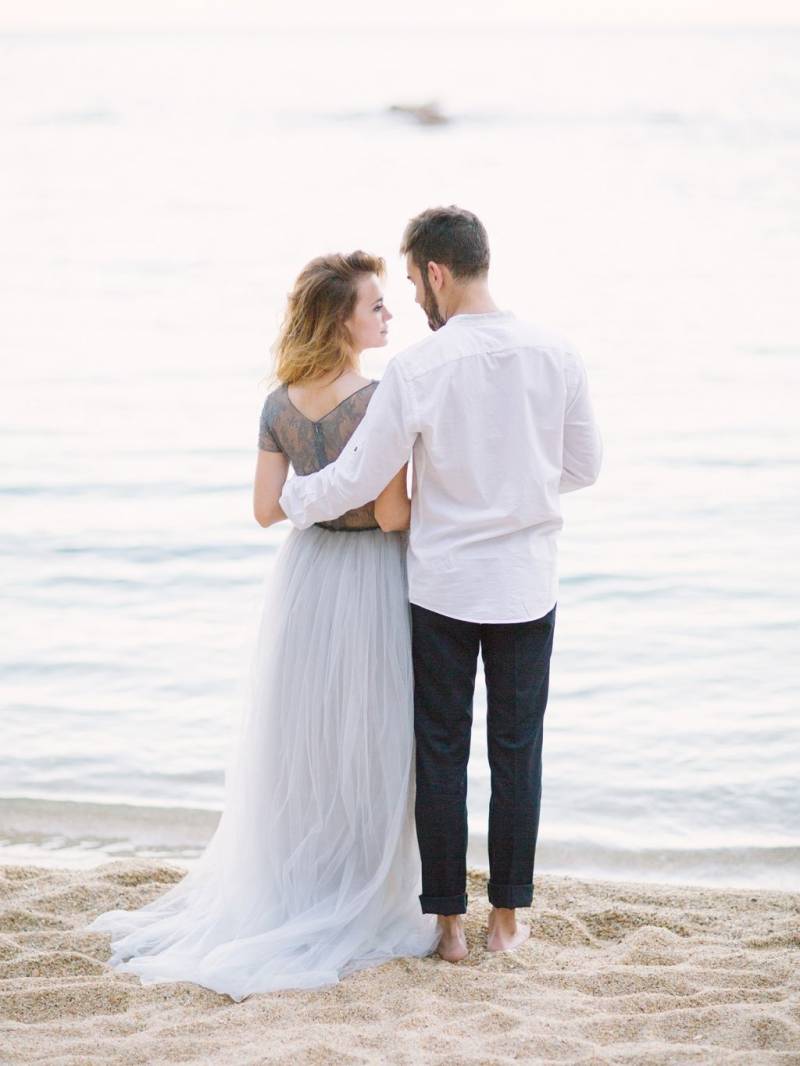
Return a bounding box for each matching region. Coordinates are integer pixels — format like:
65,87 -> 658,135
258,381 -> 379,531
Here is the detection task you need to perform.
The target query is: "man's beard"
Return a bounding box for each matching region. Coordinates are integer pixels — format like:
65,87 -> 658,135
422,273 -> 446,331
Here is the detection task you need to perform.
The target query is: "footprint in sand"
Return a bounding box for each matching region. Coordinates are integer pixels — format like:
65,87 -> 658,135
580,908 -> 692,942
532,911 -> 597,946
617,925 -> 686,965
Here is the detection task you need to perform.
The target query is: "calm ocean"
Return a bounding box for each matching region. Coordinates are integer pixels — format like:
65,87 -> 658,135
1,24 -> 798,887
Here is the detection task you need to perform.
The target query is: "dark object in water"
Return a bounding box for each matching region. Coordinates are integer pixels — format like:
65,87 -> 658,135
388,102 -> 449,126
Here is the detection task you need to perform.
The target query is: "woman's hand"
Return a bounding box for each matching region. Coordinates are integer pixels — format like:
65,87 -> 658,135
374,463 -> 411,532
253,450 -> 290,527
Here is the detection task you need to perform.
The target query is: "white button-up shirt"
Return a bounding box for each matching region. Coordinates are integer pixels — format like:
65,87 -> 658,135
279,311 -> 602,623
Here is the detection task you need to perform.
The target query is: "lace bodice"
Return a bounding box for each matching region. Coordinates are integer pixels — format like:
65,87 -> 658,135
258,381 -> 380,531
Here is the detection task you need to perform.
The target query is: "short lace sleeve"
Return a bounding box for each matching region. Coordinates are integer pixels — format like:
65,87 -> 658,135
258,391 -> 283,453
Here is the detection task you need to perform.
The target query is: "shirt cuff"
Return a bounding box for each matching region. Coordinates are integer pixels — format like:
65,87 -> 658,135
279,479 -> 312,530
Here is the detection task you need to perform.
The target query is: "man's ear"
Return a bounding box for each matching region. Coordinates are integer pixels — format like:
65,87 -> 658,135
427,261 -> 445,292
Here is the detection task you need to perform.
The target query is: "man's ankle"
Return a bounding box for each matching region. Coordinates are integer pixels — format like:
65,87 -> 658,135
490,906 -> 516,924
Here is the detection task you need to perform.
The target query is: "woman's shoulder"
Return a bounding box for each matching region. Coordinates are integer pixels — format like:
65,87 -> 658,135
263,382 -> 289,407
344,379 -> 379,415
260,383 -> 293,422
322,377 -> 379,413
258,384 -> 292,452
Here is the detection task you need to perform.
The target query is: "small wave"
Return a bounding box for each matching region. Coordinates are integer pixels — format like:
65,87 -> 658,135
1,659 -> 120,678
2,796 -> 797,889
534,837 -> 800,891
9,572 -> 257,597
52,543 -> 265,562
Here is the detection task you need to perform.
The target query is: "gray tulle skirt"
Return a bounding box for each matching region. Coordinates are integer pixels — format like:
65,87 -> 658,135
89,525 -> 439,999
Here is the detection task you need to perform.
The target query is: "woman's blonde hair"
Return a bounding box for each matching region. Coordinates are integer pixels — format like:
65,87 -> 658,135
273,251 -> 386,386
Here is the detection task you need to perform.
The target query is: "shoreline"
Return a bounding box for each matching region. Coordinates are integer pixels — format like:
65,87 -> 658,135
1,860 -> 798,1064
2,795 -> 799,891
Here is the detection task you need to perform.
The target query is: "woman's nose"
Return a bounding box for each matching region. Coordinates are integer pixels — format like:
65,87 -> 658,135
383,307 -> 393,322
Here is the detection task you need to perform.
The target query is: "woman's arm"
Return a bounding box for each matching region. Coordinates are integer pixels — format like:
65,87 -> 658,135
253,450 -> 290,527
374,463 -> 410,532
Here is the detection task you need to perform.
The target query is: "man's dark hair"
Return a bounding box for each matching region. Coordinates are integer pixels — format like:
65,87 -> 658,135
400,206 -> 490,279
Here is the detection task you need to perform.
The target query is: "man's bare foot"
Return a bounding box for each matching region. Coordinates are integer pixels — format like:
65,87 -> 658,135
486,907 -> 530,952
436,915 -> 468,963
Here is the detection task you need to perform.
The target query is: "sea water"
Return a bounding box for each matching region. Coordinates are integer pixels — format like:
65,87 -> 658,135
1,23 -> 798,887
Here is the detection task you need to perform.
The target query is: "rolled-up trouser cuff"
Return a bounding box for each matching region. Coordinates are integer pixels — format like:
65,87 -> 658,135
419,893 -> 468,916
487,882 -> 533,909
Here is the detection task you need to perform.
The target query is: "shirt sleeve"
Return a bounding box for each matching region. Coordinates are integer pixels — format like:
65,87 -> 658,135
258,395 -> 282,453
559,351 -> 602,493
279,359 -> 416,529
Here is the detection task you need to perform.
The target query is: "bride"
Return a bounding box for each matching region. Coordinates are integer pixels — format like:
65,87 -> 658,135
89,250 -> 440,1000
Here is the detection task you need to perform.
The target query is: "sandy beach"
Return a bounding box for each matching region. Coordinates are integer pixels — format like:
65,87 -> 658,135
1,863 -> 797,1065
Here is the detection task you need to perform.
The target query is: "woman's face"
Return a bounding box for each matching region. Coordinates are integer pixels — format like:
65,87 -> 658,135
346,273 -> 392,353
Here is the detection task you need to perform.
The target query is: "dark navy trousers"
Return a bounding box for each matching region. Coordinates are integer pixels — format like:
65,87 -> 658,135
411,602 -> 556,915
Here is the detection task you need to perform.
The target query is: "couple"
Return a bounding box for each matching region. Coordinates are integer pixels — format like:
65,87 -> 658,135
90,206 -> 602,1001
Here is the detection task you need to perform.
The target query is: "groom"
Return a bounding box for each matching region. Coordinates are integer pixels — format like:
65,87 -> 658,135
279,206 -> 602,962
